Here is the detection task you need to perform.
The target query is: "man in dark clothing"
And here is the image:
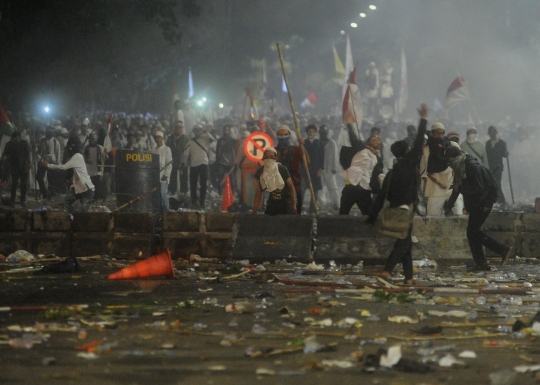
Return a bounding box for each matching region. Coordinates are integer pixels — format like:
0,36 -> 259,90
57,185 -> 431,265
276,125 -> 304,214
253,148 -> 297,216
443,146 -> 514,270
485,125 -> 508,206
1,132 -> 31,207
166,120 -> 190,196
302,124 -> 324,213
215,125 -> 236,195
403,125 -> 417,148
366,105 -> 428,285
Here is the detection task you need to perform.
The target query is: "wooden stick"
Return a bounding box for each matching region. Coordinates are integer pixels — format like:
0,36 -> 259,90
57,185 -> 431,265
276,43 -> 319,216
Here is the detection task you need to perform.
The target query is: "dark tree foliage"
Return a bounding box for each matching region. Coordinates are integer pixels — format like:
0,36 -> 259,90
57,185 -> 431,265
0,0 -> 200,112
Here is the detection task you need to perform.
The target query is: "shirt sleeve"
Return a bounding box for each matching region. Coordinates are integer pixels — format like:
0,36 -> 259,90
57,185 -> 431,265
279,164 -> 291,180
48,154 -> 82,170
164,148 -> 173,178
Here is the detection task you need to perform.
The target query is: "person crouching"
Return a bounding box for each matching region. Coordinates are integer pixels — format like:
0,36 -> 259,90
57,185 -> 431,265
253,148 -> 297,215
40,136 -> 95,213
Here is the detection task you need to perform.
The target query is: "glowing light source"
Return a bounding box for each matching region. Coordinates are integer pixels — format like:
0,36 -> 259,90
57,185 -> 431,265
350,22 -> 358,28
369,5 -> 377,10
219,103 -> 224,109
340,30 -> 345,35
360,12 -> 366,18
197,100 -> 203,106
202,97 -> 207,102
44,106 -> 50,113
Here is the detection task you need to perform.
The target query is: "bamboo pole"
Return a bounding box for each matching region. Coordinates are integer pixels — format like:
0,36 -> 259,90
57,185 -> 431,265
276,43 -> 318,216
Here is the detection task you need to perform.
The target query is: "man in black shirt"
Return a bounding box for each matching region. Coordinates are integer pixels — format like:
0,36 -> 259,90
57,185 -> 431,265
443,146 -> 514,270
485,126 -> 508,207
302,125 -> 324,213
253,148 -> 297,216
366,105 -> 427,285
1,132 -> 31,207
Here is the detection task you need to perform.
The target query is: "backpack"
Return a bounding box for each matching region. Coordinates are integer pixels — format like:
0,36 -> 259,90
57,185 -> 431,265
480,165 -> 499,205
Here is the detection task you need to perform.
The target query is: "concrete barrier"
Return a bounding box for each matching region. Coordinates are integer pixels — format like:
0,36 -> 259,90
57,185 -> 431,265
0,211 -> 538,261
232,214 -> 313,261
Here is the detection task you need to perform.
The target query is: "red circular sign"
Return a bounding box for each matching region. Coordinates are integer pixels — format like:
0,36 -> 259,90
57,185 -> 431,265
243,132 -> 274,162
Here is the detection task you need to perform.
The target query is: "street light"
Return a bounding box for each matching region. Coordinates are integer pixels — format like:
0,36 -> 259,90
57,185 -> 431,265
44,106 -> 50,113
360,12 -> 366,18
202,97 -> 207,102
197,100 -> 203,106
340,30 -> 345,35
350,22 -> 358,28
369,5 -> 377,10
219,103 -> 224,109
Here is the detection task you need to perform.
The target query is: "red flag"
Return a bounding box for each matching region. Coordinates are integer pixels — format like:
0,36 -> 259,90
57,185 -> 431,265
103,114 -> 114,153
347,67 -> 357,85
0,102 -> 10,126
342,82 -> 363,124
307,92 -> 318,105
444,77 -> 468,110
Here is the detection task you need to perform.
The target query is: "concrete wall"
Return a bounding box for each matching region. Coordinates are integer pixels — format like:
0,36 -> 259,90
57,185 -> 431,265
0,211 -> 538,262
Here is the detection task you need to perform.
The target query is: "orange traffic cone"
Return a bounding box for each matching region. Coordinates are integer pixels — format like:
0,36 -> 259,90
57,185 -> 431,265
222,175 -> 234,212
107,249 -> 176,280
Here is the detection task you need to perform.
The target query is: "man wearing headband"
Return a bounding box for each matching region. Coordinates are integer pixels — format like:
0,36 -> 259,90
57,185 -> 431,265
275,125 -> 304,214
339,134 -> 381,215
443,146 -> 514,270
253,147 -> 297,215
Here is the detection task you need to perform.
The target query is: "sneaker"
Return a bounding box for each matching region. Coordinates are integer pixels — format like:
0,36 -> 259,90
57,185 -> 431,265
501,247 -> 514,266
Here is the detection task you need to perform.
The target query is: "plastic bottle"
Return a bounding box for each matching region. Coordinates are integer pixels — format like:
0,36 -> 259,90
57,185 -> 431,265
476,296 -> 486,305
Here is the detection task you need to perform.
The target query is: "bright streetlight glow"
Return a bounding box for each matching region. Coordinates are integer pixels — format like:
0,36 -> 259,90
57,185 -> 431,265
197,100 -> 203,106
202,97 -> 207,102
360,12 -> 366,18
44,106 -> 50,113
369,5 -> 377,10
219,103 -> 224,109
350,22 -> 358,28
340,30 -> 345,35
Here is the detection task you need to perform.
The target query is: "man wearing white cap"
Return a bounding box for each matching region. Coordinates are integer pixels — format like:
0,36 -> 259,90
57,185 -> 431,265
154,131 -> 172,211
253,147 -> 297,215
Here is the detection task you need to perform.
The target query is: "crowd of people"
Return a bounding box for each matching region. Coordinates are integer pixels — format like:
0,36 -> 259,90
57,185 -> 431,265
0,98 -> 538,217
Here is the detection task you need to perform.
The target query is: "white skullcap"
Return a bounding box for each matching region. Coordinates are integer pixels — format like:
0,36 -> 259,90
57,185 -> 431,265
155,131 -> 164,137
431,122 -> 445,131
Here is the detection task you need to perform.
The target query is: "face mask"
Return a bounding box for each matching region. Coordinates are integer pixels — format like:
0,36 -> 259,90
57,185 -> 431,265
259,158 -> 276,167
467,133 -> 477,143
277,136 -> 290,147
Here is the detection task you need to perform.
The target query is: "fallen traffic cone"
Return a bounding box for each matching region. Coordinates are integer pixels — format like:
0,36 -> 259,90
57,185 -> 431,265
222,175 -> 234,211
107,249 -> 175,280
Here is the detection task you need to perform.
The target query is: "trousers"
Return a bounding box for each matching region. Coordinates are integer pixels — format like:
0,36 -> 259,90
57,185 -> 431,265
190,164 -> 208,206
467,205 -> 509,267
383,225 -> 413,280
160,181 -> 169,211
10,171 -> 28,204
322,171 -> 340,209
169,165 -> 188,195
64,188 -> 95,213
492,168 -> 506,204
339,185 -> 372,215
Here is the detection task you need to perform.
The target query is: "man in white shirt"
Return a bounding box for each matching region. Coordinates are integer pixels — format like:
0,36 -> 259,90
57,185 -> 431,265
153,131 -> 173,211
319,125 -> 340,210
36,127 -> 61,199
83,133 -> 105,200
339,135 -> 381,215
41,136 -> 95,212
185,124 -> 214,209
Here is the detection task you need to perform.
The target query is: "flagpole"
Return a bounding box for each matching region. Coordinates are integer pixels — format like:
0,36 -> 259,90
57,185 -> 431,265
276,43 -> 318,216
348,62 -> 360,136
